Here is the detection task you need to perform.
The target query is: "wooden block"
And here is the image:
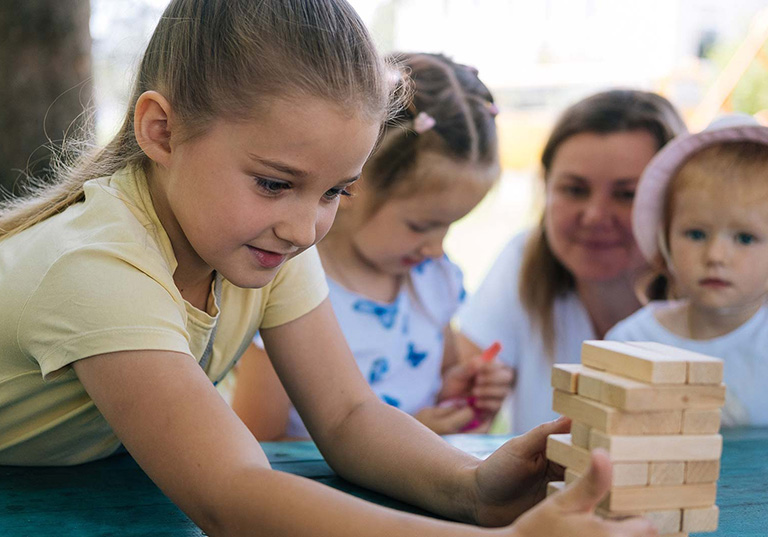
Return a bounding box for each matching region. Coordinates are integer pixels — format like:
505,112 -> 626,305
548,435 -> 648,486
551,363 -> 580,393
553,390 -> 682,434
627,342 -> 723,384
570,421 -> 591,448
682,408 -> 721,434
682,505 -> 719,532
547,480 -> 565,497
604,382 -> 725,412
589,430 -> 722,462
574,364 -> 725,411
600,482 -> 717,511
576,367 -> 605,401
581,341 -> 687,384
649,462 -> 686,485
565,468 -> 580,485
597,508 -> 682,534
567,465 -> 650,488
613,463 -> 651,488
547,434 -> 591,471
646,510 -> 683,534
685,460 -> 720,484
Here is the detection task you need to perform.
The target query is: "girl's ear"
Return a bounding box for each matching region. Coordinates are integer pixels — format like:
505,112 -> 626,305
134,91 -> 174,168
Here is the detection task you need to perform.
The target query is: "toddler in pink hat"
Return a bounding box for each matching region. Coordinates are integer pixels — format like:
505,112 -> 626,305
606,114 -> 768,426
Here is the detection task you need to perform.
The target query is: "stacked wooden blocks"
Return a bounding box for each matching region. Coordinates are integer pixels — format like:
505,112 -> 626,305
545,340 -> 725,536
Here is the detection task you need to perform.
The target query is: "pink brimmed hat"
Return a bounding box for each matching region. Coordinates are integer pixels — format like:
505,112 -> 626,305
632,114 -> 768,263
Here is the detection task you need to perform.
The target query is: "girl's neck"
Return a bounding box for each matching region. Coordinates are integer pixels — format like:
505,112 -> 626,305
318,234 -> 401,304
576,275 -> 642,339
145,166 -> 214,311
682,300 -> 763,340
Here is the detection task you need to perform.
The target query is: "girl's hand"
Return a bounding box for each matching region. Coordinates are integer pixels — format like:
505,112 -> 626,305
438,361 -> 480,401
472,418 -> 658,536
473,417 -> 571,526
470,360 -> 515,416
413,401 -> 476,435
507,449 -> 659,537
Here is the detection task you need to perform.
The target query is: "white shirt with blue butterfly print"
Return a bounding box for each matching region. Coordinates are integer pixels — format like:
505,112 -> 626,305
283,255 -> 466,439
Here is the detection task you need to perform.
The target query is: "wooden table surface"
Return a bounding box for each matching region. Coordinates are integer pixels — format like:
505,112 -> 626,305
1,428 -> 766,536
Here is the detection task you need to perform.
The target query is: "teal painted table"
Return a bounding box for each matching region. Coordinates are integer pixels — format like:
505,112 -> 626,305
1,429 -> 766,536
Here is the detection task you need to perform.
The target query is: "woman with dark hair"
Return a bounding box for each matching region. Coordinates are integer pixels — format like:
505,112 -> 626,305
456,89 -> 687,434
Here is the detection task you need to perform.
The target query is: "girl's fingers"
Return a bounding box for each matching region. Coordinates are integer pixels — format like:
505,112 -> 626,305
603,517 -> 660,537
474,367 -> 515,386
472,385 -> 511,400
553,449 -> 612,513
440,407 -> 477,432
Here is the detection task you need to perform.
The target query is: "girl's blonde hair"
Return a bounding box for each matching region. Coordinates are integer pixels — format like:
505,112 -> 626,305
519,89 -> 686,356
0,0 -> 403,240
654,141 -> 768,296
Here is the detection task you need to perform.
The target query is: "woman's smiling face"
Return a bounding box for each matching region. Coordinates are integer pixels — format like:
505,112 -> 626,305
545,130 -> 659,283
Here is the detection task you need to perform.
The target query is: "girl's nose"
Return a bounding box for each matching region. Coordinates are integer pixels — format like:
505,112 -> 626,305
274,203 -> 317,248
419,234 -> 445,260
705,236 -> 730,264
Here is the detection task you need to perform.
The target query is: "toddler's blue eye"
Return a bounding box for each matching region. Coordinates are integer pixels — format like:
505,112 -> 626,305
684,229 -> 706,241
736,232 -> 756,245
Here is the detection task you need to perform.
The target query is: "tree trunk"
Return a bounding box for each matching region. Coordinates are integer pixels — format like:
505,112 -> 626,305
0,0 -> 92,198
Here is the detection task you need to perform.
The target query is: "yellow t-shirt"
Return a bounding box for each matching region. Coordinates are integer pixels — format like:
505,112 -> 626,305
0,167 -> 328,466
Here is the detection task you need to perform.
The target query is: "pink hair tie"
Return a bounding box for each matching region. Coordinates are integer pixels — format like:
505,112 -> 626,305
413,111 -> 436,134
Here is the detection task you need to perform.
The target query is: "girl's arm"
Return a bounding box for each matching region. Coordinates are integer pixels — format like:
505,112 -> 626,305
72,347 -> 486,537
230,342 -> 296,441
261,299 -> 484,521
73,300 -> 656,537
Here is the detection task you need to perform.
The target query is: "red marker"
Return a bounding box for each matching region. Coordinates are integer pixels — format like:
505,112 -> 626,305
480,341 -> 502,363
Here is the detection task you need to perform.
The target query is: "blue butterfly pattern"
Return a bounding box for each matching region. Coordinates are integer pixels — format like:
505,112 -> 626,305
458,285 -> 467,303
406,343 -> 428,367
352,297 -> 399,329
412,258 -> 433,274
368,358 -> 389,384
382,394 -> 401,407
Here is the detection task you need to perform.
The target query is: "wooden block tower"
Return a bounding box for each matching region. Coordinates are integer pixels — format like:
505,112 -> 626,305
546,341 -> 725,536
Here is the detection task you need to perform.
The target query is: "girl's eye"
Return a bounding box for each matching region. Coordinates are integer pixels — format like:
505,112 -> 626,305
684,229 -> 706,241
736,232 -> 757,245
255,177 -> 290,195
323,187 -> 352,201
407,222 -> 430,233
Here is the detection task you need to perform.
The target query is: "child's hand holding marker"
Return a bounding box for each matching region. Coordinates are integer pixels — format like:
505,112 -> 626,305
462,341 -> 512,431
432,341 -> 514,433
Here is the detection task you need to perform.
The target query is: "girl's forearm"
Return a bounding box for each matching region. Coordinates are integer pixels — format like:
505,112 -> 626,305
205,464 -> 494,537
311,398 -> 483,524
